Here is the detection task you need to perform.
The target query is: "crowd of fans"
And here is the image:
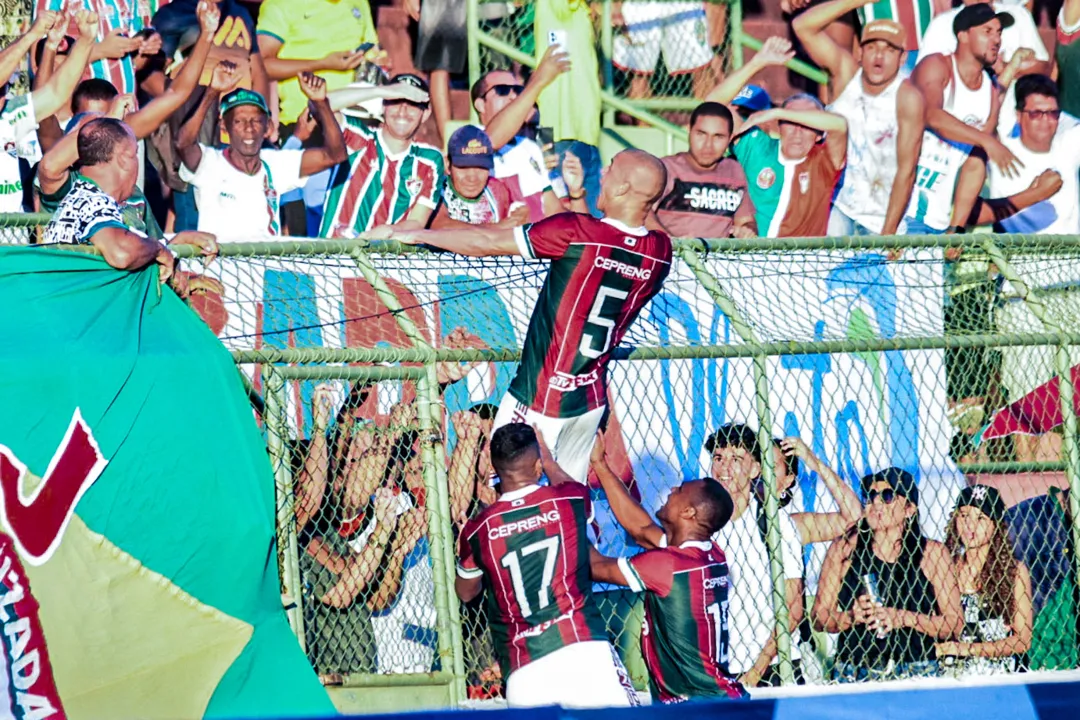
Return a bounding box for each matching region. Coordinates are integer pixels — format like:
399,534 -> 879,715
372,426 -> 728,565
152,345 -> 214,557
3,0 -> 1080,699
5,1 -> 1077,249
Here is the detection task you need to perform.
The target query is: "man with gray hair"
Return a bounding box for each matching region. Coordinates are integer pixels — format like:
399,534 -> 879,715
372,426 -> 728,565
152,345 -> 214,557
708,37 -> 848,238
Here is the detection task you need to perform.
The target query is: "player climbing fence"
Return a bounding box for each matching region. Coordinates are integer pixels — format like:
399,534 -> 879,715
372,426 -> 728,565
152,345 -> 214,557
6,219 -> 1080,704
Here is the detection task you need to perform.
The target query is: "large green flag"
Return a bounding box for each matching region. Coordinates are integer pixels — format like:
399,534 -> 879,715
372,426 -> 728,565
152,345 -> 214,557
0,248 -> 334,719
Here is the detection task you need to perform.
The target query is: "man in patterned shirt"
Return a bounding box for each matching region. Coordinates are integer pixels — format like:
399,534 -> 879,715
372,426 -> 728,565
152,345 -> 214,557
322,73 -> 445,238
43,118 -> 175,277
388,150 -> 671,484
456,424 -> 638,708
588,434 -> 747,703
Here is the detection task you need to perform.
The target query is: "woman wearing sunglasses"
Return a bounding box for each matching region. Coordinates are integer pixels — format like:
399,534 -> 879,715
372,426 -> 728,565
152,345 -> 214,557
813,468 -> 962,682
937,485 -> 1033,677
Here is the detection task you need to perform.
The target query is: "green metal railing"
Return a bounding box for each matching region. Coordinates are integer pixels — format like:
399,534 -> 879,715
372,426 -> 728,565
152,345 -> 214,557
15,220 -> 1080,698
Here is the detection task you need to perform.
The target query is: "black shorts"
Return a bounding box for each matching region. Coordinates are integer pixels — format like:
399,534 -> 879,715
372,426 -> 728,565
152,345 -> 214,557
414,0 -> 467,74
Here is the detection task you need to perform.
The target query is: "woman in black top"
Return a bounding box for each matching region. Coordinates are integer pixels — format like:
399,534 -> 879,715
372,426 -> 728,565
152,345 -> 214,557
813,468 -> 962,681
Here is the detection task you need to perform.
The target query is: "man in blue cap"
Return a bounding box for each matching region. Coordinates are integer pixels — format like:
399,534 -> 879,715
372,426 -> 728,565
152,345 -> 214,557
730,85 -> 772,122
175,64 -> 346,239
431,126 -> 528,229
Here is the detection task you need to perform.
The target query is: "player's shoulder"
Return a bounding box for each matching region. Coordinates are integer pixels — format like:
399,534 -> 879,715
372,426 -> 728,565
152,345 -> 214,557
539,480 -> 589,502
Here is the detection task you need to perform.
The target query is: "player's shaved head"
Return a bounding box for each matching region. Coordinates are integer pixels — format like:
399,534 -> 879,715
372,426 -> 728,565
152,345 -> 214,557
597,149 -> 668,223
489,424 -> 543,489
620,149 -> 668,205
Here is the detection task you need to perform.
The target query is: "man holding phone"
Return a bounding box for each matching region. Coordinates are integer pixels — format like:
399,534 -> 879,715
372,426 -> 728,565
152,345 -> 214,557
536,0 -> 604,216
469,46 -> 571,222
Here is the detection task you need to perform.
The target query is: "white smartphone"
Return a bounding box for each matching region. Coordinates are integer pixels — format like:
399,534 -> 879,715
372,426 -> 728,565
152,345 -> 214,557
548,29 -> 568,53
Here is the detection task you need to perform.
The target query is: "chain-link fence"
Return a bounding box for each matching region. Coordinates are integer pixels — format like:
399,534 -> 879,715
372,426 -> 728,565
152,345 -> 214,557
9,219 -> 1080,700
149,233 -> 1080,701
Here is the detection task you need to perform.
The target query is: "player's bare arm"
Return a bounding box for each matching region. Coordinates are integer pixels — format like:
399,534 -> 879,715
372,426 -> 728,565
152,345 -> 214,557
455,573 -> 483,603
589,546 -> 629,586
386,225 -> 521,257
591,433 -> 664,549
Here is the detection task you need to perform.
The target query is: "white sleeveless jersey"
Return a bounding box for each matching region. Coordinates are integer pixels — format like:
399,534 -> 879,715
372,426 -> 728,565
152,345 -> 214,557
829,70 -> 905,234
906,56 -> 993,230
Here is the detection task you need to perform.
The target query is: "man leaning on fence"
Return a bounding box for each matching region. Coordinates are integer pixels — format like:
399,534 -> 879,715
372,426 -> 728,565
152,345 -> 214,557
655,102 -> 757,239
381,150 -> 671,485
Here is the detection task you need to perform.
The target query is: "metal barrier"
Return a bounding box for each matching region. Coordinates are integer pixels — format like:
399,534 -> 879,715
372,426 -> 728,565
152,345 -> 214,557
9,215 -> 1080,703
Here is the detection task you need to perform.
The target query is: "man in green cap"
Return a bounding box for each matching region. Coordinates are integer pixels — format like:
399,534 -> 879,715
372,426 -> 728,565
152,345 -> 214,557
176,64 -> 347,239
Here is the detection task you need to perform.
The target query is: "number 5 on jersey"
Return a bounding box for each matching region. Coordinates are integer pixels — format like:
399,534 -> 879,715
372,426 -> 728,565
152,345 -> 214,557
500,536 -> 561,618
579,286 -> 629,359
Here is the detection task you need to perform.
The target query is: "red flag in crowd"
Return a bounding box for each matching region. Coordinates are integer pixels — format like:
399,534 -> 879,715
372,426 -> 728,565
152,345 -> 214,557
980,364 -> 1080,442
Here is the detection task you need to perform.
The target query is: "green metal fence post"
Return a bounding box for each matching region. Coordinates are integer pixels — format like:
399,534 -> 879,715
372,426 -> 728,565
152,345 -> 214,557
467,0 -> 481,122
730,0 -> 744,71
678,245 -> 796,686
263,364 -> 306,650
982,237 -> 1080,601
345,245 -> 467,704
602,0 -> 616,129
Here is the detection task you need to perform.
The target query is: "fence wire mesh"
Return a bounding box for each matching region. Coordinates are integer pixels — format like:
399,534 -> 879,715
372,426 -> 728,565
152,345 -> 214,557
161,236 -> 1080,697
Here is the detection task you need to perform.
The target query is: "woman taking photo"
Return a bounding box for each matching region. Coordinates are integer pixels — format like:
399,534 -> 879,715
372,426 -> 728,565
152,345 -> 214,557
937,485 -> 1033,677
814,468 -> 962,681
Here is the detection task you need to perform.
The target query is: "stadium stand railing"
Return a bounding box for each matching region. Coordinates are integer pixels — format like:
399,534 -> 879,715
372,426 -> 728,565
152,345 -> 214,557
6,215 -> 1080,705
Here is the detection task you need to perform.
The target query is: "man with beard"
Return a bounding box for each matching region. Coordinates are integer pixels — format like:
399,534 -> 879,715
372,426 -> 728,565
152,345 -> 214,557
322,73 -> 446,238
904,3 -> 1022,234
794,0 -> 926,236
655,102 -> 757,239
176,65 -> 346,239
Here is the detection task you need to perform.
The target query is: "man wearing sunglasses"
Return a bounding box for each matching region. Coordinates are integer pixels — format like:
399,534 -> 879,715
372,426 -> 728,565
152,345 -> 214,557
987,75 -> 1078,236
469,46 -> 571,222
322,73 -> 446,238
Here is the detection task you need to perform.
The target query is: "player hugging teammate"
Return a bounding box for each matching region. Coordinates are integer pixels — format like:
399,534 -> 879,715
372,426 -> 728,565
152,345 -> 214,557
391,149 -> 745,706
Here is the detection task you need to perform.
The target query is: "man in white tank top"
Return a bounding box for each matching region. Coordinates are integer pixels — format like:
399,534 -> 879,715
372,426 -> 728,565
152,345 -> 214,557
904,3 -> 1023,234
794,0 -> 926,237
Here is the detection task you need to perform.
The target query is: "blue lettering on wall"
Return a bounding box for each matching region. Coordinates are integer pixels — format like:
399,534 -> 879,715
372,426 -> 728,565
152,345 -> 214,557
648,292 -> 707,480
826,256 -> 920,480
264,270 -> 324,430
437,275 -> 518,451
781,320 -> 833,513
835,400 -> 872,493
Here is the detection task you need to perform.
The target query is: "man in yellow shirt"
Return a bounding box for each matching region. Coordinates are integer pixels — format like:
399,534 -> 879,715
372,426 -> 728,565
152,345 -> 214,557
535,0 -> 602,216
257,0 -> 381,126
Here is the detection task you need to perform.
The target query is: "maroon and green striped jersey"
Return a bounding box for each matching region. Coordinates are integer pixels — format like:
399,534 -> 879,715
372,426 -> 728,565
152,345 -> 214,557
510,214 -> 672,418
456,481 -> 608,673
321,118 -> 445,237
619,540 -> 746,703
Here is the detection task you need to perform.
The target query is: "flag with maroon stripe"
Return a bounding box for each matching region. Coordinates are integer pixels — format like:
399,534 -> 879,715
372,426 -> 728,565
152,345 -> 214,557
978,364 -> 1080,443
